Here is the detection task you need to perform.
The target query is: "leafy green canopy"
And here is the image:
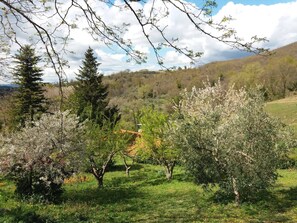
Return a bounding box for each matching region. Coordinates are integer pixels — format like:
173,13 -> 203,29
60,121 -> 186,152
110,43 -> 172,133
137,107 -> 179,179
12,45 -> 47,128
173,82 -> 294,203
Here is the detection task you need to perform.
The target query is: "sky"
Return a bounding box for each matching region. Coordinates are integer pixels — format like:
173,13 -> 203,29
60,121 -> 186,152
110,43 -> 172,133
213,0 -> 295,7
1,0 -> 297,83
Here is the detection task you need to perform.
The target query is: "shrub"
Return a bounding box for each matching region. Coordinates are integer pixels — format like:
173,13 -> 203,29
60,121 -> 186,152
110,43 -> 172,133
172,82 -> 294,204
0,111 -> 85,202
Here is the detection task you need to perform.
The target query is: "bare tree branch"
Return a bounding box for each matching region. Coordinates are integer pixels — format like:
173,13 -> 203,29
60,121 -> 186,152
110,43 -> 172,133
0,0 -> 268,84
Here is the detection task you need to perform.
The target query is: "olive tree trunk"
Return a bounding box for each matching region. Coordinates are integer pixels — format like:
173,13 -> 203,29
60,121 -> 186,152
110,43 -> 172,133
122,153 -> 134,177
164,161 -> 176,180
90,152 -> 115,188
232,176 -> 240,206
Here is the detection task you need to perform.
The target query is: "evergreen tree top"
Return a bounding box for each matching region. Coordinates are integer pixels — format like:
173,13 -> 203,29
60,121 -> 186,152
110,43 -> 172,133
72,47 -> 120,126
13,45 -> 43,85
76,47 -> 102,81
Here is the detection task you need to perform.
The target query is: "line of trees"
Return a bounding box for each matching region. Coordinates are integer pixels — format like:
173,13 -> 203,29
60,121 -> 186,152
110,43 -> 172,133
0,45 -> 295,205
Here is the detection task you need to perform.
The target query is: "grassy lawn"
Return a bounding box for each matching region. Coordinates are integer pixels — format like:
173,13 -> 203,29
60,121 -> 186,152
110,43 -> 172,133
265,96 -> 297,133
265,96 -> 297,160
0,163 -> 297,223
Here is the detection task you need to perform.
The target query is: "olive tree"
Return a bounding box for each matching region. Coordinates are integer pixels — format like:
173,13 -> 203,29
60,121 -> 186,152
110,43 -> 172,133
0,111 -> 85,201
172,82 -> 293,204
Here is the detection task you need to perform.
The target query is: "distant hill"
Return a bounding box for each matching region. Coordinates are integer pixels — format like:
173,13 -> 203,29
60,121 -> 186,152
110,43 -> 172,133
99,41 -> 297,128
200,41 -> 297,73
0,84 -> 18,96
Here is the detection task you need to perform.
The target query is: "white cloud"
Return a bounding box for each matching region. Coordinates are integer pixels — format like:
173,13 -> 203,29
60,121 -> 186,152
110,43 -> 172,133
215,1 -> 297,49
2,0 -> 297,83
99,0 -> 297,72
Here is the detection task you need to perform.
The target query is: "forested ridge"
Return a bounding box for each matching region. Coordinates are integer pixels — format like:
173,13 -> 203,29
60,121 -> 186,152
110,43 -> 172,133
105,41 -> 297,102
98,41 -> 297,128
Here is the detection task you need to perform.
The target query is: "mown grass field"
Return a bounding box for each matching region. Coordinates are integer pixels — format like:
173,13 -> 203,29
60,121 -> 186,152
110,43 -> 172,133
0,97 -> 297,223
265,96 -> 297,133
0,164 -> 297,223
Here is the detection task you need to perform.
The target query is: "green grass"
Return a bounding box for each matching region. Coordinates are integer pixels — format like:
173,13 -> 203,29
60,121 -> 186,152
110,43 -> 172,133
265,96 -> 297,162
265,96 -> 297,133
1,164 -> 297,223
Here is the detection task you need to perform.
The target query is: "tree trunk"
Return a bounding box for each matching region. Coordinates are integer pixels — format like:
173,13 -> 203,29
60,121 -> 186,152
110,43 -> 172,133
164,162 -> 175,180
90,152 -> 115,188
125,166 -> 131,177
91,167 -> 104,188
232,177 -> 240,206
28,166 -> 33,195
122,152 -> 134,177
97,176 -> 103,188
123,159 -> 131,177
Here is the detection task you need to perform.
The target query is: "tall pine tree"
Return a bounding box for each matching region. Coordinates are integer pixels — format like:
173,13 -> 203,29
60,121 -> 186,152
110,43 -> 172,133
12,45 -> 47,128
73,47 -> 120,126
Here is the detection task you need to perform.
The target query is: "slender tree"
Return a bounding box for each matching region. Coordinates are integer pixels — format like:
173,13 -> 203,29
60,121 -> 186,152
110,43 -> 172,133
73,47 -> 120,126
12,45 -> 47,128
136,107 -> 179,180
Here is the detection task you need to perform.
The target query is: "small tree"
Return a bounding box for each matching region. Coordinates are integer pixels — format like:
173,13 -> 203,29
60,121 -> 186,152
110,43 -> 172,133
11,45 -> 47,128
173,82 -> 293,204
72,47 -> 120,126
85,121 -> 130,187
0,111 -> 85,201
136,108 -> 179,180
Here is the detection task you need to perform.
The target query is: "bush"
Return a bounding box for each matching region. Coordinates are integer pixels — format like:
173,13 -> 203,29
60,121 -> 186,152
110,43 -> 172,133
0,111 -> 85,202
172,82 -> 294,204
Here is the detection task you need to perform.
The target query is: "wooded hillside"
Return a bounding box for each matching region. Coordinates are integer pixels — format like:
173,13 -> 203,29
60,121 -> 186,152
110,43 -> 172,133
101,42 -> 297,127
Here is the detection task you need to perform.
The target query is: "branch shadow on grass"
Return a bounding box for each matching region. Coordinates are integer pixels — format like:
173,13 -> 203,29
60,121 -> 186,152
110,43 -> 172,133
241,186 -> 297,222
200,184 -> 297,222
210,186 -> 297,222
63,184 -> 143,206
0,207 -> 56,223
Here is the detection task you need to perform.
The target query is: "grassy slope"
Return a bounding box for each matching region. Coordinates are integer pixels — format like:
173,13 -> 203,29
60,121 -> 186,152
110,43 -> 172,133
265,96 -> 297,162
265,96 -> 297,132
0,165 -> 297,223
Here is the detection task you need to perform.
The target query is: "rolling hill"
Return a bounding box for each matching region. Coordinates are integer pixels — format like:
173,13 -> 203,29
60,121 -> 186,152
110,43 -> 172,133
101,41 -> 297,128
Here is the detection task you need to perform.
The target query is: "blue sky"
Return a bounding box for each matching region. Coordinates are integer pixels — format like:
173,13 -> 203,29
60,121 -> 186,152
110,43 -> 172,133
215,0 -> 295,6
1,0 -> 297,83
191,0 -> 297,13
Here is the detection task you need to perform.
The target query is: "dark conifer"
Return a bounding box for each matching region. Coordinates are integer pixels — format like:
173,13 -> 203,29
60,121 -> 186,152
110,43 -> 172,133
74,47 -> 120,126
12,45 -> 47,128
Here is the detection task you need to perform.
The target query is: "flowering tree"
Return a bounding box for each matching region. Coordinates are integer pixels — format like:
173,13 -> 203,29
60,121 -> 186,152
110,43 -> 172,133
173,82 -> 293,204
0,111 -> 85,201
